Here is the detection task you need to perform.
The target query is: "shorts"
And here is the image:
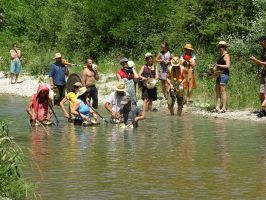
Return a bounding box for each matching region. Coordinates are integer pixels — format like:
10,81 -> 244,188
167,91 -> 183,107
216,74 -> 229,85
259,84 -> 266,94
10,59 -> 22,74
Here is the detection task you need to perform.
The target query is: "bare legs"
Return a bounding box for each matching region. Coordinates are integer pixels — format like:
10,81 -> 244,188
10,73 -> 19,84
143,98 -> 153,112
215,83 -> 227,111
161,80 -> 167,99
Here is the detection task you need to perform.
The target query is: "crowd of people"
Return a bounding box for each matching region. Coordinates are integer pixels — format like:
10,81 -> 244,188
12,38 -> 265,127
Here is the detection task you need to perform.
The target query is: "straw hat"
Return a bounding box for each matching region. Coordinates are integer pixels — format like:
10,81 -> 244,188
183,44 -> 193,50
77,87 -> 89,97
54,53 -> 62,59
73,82 -> 82,87
218,41 -> 228,48
127,60 -> 135,68
145,52 -> 153,58
146,78 -> 157,89
171,56 -> 180,67
114,82 -> 126,92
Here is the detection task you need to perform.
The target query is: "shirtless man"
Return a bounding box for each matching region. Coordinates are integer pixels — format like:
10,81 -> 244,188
82,58 -> 99,109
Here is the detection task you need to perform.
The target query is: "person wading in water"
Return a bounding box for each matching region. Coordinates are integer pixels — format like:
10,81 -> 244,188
48,53 -> 69,105
60,82 -> 82,122
82,58 -> 99,109
26,84 -> 54,126
166,57 -> 185,116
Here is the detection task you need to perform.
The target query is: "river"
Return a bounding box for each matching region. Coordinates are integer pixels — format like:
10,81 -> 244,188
0,94 -> 266,199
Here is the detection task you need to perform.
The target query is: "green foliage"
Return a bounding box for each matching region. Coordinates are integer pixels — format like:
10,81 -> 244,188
0,0 -> 266,109
0,120 -> 32,199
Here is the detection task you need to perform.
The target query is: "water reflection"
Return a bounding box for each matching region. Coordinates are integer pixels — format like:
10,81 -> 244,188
1,95 -> 266,199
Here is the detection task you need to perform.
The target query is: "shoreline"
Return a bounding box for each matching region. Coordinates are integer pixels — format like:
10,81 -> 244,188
0,72 -> 265,122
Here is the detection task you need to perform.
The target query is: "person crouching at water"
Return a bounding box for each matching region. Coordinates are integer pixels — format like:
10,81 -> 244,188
139,52 -> 159,112
71,87 -> 98,126
166,57 -> 185,116
26,84 -> 54,126
118,95 -> 145,128
104,82 -> 127,123
60,82 -> 82,122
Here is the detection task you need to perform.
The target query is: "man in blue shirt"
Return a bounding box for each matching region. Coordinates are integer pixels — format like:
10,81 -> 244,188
49,53 -> 69,105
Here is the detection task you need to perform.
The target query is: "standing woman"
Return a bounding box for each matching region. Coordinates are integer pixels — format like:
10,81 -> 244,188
71,87 -> 98,125
214,41 -> 230,113
10,43 -> 22,84
156,42 -> 172,99
139,52 -> 159,112
180,44 -> 196,103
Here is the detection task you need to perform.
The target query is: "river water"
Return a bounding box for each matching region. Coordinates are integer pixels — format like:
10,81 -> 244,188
0,95 -> 266,199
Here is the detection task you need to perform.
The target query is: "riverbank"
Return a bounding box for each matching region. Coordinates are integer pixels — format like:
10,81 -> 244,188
0,72 -> 265,122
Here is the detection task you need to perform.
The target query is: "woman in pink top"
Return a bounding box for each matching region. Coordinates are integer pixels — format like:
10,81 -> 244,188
10,43 -> 22,84
26,84 -> 54,126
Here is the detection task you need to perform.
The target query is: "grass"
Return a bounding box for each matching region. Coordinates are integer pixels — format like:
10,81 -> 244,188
0,120 -> 32,199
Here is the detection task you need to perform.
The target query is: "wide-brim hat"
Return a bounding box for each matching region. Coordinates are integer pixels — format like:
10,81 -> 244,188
73,82 -> 82,87
114,82 -> 126,92
145,52 -> 153,58
121,95 -> 131,105
207,71 -> 222,79
171,56 -> 180,67
146,78 -> 157,89
127,60 -> 135,68
77,87 -> 89,97
183,44 -> 193,51
54,52 -> 62,59
218,41 -> 228,48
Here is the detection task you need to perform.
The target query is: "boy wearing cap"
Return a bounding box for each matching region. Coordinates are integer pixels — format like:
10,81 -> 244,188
48,52 -> 69,105
118,95 -> 145,128
116,57 -> 129,81
82,58 -> 99,109
250,36 -> 266,117
60,82 -> 82,121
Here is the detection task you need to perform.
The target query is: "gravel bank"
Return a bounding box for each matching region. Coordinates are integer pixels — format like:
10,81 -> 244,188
0,72 -> 265,122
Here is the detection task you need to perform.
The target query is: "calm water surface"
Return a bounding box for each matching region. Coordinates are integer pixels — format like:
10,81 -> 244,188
0,94 -> 266,199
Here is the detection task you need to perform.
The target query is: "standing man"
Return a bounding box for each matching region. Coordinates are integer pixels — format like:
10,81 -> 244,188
49,52 -> 69,105
10,43 -> 22,84
250,36 -> 266,117
82,58 -> 99,109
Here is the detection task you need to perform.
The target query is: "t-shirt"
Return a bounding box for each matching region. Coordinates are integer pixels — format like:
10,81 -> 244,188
106,91 -> 127,112
180,53 -> 196,61
66,92 -> 77,109
117,68 -> 128,79
48,63 -> 67,86
119,105 -> 141,127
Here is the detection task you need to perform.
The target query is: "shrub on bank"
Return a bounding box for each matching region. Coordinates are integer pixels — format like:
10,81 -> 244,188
0,120 -> 32,199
